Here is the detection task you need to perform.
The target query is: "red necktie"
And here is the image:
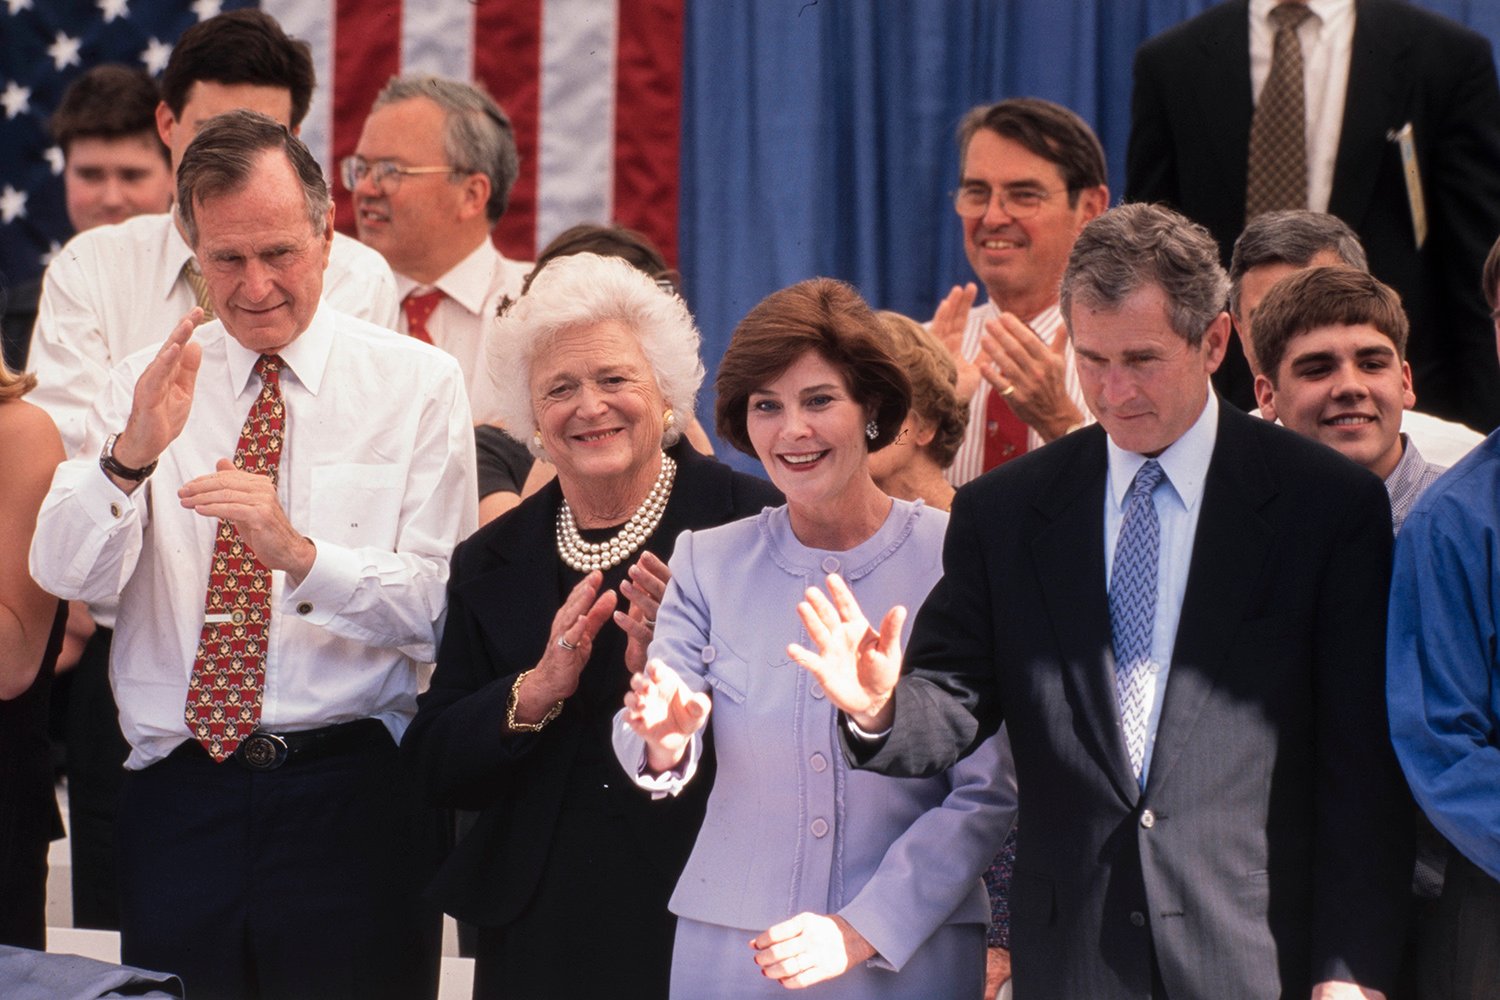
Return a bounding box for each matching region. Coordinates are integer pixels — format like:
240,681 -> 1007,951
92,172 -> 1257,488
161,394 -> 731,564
402,288 -> 444,344
184,354 -> 285,761
982,386 -> 1030,471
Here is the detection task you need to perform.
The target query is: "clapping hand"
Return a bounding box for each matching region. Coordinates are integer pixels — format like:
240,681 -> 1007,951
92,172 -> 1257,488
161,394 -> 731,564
615,550 -> 671,674
622,658 -> 711,773
931,283 -> 980,404
977,311 -> 1083,442
787,574 -> 904,733
107,309 -> 204,488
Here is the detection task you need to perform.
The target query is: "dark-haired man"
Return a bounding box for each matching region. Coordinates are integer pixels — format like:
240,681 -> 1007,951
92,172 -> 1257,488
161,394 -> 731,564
30,111 -> 472,1000
936,98 -> 1106,485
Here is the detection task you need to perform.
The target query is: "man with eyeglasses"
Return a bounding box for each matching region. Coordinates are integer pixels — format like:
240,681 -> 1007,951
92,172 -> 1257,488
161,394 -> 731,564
935,98 -> 1109,486
23,8 -> 399,938
348,76 -> 529,426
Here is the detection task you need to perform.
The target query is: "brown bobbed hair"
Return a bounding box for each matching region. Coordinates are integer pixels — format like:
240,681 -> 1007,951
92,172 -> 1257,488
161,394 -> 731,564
715,278 -> 911,458
874,310 -> 967,469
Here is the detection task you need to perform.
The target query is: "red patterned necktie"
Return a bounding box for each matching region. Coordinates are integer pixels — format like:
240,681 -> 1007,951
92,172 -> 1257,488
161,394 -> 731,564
1246,3 -> 1315,220
982,385 -> 1030,471
402,288 -> 444,344
184,354 -> 285,761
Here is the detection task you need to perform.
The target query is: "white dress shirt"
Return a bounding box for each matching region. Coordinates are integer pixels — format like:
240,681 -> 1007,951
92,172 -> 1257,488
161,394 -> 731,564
1249,0 -> 1355,213
393,240 -> 531,424
945,300 -> 1092,487
29,212 -> 401,457
29,305 -> 477,769
1103,391 -> 1219,783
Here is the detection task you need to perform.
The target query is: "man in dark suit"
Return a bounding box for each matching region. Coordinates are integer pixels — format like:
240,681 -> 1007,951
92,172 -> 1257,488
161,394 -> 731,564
796,203 -> 1411,998
1126,0 -> 1500,434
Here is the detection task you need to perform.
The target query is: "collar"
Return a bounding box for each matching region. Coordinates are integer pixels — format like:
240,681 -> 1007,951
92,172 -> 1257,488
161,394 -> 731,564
160,212 -> 199,303
1248,0 -> 1352,30
1384,432 -> 1427,490
1107,391 -> 1219,513
394,238 -> 499,316
218,301 -> 336,399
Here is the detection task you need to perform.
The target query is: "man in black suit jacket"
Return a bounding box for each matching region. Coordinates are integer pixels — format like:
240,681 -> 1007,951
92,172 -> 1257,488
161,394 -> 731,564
1126,0 -> 1500,434
796,204 -> 1411,998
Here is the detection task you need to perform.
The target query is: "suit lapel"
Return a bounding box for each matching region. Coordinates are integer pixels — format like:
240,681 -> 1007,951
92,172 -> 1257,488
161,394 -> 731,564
1330,0 -> 1411,223
1194,0 -> 1255,193
1145,407 -> 1277,793
1033,430 -> 1142,807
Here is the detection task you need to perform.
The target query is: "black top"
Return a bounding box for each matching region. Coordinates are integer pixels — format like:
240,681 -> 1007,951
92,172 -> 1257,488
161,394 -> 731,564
473,424 -> 534,499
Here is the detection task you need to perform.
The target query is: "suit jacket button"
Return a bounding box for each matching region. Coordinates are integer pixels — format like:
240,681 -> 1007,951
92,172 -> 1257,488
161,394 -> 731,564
810,818 -> 829,838
1140,808 -> 1155,829
820,556 -> 840,574
1129,911 -> 1146,927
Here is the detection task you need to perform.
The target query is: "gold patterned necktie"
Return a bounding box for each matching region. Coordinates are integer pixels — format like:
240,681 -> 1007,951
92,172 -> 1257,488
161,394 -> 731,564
1245,3 -> 1315,220
181,258 -> 216,323
184,354 -> 285,761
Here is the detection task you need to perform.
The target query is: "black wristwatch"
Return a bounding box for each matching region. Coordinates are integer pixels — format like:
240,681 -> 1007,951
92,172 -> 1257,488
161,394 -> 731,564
100,433 -> 157,482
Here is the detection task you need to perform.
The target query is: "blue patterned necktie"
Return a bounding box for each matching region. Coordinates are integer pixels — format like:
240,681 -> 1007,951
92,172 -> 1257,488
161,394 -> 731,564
1110,459 -> 1165,786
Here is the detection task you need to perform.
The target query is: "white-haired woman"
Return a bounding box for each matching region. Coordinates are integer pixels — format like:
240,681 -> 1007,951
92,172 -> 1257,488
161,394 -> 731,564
403,253 -> 780,999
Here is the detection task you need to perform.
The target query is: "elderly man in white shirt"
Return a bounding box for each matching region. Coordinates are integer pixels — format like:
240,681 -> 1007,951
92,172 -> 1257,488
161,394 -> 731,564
31,112 -> 473,1000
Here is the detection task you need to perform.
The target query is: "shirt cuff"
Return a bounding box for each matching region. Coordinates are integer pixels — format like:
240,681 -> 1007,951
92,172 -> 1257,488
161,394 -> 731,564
281,537 -> 355,626
845,714 -> 893,742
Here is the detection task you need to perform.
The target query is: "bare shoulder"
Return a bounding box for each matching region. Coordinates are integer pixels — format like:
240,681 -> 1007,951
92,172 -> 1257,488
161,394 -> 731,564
0,399 -> 65,474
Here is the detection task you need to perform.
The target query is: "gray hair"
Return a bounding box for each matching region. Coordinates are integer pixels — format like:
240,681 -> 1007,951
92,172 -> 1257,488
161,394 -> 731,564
490,252 -> 705,455
1228,210 -> 1368,319
373,75 -> 518,223
176,109 -> 329,247
1060,203 -> 1230,346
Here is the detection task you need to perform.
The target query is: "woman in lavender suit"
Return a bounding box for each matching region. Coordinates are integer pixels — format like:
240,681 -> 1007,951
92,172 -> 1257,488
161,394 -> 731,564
614,279 -> 1016,998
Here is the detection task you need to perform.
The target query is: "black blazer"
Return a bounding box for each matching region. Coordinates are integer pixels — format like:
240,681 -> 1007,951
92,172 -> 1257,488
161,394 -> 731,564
1127,0 -> 1500,432
403,444 -> 780,927
856,405 -> 1412,998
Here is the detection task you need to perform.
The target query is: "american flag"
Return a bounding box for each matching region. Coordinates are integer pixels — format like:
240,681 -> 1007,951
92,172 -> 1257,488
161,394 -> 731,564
0,0 -> 684,293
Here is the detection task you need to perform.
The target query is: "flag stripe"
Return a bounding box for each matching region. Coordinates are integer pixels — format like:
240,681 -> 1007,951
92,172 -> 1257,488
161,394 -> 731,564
400,1 -> 474,80
474,0 -> 543,260
614,0 -> 682,265
536,0 -> 618,252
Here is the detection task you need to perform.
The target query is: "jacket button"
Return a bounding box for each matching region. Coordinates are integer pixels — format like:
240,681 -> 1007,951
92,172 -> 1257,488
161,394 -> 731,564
810,818 -> 829,838
820,556 -> 840,574
1140,809 -> 1155,829
810,682 -> 826,700
1129,911 -> 1145,927
809,753 -> 828,773
700,645 -> 716,664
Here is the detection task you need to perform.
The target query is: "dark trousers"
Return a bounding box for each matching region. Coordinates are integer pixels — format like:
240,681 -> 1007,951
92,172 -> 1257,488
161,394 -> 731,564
116,725 -> 443,1000
1418,850 -> 1500,999
65,626 -> 128,930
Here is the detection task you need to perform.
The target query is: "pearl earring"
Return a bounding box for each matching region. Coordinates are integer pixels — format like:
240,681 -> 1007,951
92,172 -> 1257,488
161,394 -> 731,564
663,408 -> 675,428
865,419 -> 879,441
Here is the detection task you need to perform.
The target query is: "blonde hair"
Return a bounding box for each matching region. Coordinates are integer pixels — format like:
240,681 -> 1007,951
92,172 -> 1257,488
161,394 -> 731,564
0,358 -> 36,401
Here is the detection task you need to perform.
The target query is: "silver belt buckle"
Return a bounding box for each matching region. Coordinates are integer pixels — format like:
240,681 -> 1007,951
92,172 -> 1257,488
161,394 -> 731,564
239,731 -> 289,770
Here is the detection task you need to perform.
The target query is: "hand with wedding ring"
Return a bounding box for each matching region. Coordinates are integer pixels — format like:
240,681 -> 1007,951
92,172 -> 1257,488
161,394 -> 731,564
615,550 -> 672,674
978,311 -> 1084,442
509,570 -> 617,729
750,911 -> 876,989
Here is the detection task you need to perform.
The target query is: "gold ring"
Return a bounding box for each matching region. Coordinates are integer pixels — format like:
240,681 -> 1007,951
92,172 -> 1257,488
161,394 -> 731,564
999,383 -> 1017,397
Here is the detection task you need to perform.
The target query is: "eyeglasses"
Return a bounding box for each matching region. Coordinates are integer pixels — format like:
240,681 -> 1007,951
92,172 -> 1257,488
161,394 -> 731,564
339,156 -> 460,193
952,183 -> 1070,220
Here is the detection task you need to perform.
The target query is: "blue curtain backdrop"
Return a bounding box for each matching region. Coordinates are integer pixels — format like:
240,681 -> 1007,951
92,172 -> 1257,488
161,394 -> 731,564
681,0 -> 1500,469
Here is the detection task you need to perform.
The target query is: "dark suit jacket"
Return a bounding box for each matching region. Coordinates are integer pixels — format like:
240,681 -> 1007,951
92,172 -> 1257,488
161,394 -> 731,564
855,405 -> 1412,998
402,444 -> 780,929
1127,0 -> 1500,432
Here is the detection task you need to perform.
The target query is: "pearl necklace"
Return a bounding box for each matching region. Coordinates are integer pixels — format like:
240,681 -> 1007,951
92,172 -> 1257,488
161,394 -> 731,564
556,453 -> 677,572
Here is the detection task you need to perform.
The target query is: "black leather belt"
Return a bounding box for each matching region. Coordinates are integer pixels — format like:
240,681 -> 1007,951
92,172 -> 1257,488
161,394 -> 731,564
176,718 -> 390,771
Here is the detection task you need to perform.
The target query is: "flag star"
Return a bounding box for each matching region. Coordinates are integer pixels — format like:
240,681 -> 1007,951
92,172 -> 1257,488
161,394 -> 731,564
1,81 -> 31,120
1,186 -> 28,225
190,0 -> 222,19
40,241 -> 63,268
44,145 -> 65,175
140,37 -> 172,76
48,32 -> 84,72
97,0 -> 130,23
6,0 -> 34,14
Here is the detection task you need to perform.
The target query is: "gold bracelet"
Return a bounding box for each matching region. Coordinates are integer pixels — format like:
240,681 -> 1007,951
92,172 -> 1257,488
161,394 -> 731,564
507,667 -> 563,733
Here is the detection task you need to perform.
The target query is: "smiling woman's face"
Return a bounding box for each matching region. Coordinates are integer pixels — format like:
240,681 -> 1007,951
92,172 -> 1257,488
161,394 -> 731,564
746,350 -> 871,513
529,320 -> 666,489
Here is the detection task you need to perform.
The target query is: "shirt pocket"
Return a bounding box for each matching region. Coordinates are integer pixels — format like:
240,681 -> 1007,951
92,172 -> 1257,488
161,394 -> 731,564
307,463 -> 406,548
